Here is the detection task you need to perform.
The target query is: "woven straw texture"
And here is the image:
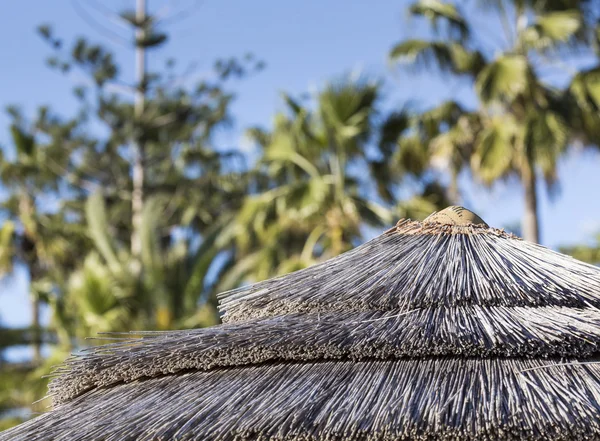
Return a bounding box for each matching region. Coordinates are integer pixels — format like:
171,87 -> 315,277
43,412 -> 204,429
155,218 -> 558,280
2,206 -> 600,441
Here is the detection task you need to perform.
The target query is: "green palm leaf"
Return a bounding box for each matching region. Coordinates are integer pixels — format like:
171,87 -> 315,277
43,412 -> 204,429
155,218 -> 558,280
390,40 -> 484,76
139,197 -> 164,277
570,68 -> 600,110
264,133 -> 321,178
471,116 -> 519,183
521,10 -> 582,50
476,55 -> 533,103
318,81 -> 378,146
394,136 -> 430,175
569,68 -> 600,143
409,0 -> 469,40
525,111 -> 568,187
181,223 -> 226,313
66,253 -> 131,333
9,125 -> 35,159
85,191 -> 122,276
0,221 -> 15,276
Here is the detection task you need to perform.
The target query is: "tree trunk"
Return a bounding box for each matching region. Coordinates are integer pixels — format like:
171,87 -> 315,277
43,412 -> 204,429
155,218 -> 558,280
30,291 -> 41,364
447,169 -> 460,205
19,192 -> 42,363
521,158 -> 540,243
130,0 -> 147,274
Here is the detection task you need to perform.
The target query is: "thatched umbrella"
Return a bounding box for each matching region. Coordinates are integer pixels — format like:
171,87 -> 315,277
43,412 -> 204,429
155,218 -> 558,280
3,205 -> 600,440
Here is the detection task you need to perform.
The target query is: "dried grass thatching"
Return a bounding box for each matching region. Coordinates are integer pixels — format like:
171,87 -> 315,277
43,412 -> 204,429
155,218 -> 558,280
3,206 -> 600,440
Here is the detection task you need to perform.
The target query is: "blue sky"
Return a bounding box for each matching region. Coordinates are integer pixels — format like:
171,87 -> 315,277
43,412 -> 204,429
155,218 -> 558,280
1,0 -> 599,330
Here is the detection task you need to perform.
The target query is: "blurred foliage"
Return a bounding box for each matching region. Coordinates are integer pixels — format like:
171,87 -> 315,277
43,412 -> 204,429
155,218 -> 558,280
561,233 -> 600,264
223,81 -> 449,281
0,0 -> 600,432
0,1 -> 258,428
388,0 -> 600,243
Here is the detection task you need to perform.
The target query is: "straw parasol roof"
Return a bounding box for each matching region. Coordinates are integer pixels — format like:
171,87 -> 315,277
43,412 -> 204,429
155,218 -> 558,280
3,205 -> 600,440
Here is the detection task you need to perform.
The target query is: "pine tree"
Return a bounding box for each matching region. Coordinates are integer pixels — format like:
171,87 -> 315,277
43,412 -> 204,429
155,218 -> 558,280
0,1 -> 261,428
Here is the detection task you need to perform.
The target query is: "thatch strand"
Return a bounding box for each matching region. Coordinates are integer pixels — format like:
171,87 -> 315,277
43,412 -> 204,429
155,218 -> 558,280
48,306 -> 600,405
5,359 -> 600,441
218,221 -> 600,323
3,208 -> 600,440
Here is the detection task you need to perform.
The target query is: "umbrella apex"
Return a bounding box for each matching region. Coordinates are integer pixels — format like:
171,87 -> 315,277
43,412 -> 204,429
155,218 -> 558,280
424,205 -> 488,227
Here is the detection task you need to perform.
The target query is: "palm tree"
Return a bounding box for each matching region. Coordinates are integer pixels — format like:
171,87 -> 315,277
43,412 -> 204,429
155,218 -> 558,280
219,79 -> 448,285
568,66 -> 600,148
380,101 -> 477,205
0,109 -> 91,429
60,191 -> 223,338
389,0 -> 596,243
231,81 -> 387,280
0,109 -> 89,362
26,18 -> 258,339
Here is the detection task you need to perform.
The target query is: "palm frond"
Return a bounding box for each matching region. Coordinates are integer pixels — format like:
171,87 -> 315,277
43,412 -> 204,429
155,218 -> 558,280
520,10 -> 583,50
475,55 -> 533,104
85,191 -> 122,276
390,40 -> 485,76
524,110 -> 568,189
379,111 -> 410,156
570,67 -> 600,111
409,0 -> 470,40
395,136 -> 431,176
471,116 -> 519,183
9,125 -> 35,160
0,221 -> 15,276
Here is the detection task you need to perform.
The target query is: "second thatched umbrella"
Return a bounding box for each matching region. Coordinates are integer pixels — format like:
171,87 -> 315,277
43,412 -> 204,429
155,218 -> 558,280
3,205 -> 600,440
